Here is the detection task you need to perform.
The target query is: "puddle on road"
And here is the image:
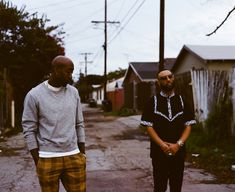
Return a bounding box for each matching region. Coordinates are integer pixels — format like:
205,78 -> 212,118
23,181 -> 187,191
113,128 -> 149,141
86,144 -> 106,151
0,147 -> 24,156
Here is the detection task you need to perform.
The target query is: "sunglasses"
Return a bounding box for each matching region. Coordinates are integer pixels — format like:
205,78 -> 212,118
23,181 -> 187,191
159,74 -> 174,81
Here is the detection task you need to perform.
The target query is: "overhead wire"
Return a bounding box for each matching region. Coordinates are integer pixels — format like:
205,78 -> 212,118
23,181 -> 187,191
66,32 -> 104,44
114,0 -> 126,20
108,0 -> 147,44
27,0 -> 93,11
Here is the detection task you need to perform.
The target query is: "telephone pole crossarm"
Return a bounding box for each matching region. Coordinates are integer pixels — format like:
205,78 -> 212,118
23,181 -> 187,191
91,0 -> 120,101
79,52 -> 93,77
91,21 -> 120,24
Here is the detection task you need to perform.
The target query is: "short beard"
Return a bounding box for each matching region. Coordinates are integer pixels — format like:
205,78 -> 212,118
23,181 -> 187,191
160,82 -> 175,92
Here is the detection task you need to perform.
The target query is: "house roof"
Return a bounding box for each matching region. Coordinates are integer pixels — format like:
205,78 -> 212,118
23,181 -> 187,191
107,77 -> 124,91
124,58 -> 175,83
184,45 -> 235,61
91,77 -> 124,92
172,45 -> 235,72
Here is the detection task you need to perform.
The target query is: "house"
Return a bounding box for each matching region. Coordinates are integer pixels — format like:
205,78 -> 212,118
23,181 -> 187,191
106,77 -> 124,111
91,77 -> 124,111
91,84 -> 103,105
172,45 -> 235,123
123,59 -> 175,111
172,45 -> 235,74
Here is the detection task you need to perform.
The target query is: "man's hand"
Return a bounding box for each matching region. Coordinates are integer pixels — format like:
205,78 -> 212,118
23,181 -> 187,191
78,142 -> 85,154
160,142 -> 171,155
30,148 -> 39,165
165,142 -> 180,156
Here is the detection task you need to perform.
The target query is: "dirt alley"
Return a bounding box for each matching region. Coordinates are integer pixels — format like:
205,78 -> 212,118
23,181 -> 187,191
0,104 -> 235,192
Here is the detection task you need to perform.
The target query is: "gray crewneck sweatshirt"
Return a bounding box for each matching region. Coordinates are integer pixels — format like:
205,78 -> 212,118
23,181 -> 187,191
22,81 -> 85,152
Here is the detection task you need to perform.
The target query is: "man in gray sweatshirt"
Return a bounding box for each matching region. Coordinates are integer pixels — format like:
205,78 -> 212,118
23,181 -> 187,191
22,55 -> 86,192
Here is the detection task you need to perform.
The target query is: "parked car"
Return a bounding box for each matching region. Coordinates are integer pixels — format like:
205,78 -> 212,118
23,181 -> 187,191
88,98 -> 97,107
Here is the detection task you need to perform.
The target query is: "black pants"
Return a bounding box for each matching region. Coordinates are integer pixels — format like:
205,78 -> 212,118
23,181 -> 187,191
152,154 -> 185,192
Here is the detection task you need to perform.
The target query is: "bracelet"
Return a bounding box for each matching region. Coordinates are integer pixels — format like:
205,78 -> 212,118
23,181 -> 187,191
177,140 -> 184,147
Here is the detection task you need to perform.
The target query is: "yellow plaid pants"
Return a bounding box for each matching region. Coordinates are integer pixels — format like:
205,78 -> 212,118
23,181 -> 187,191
37,153 -> 86,192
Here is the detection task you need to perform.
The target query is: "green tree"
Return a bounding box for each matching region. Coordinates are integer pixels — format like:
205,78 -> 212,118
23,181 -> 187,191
75,68 -> 126,102
107,67 -> 126,81
0,1 -> 65,113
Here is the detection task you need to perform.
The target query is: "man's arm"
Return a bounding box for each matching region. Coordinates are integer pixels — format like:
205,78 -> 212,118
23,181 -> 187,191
22,93 -> 39,164
76,93 -> 86,154
167,125 -> 192,155
146,126 -> 170,155
30,148 -> 39,165
78,142 -> 85,154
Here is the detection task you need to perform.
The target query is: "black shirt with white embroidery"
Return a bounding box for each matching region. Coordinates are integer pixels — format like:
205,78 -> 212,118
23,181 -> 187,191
141,92 -> 196,158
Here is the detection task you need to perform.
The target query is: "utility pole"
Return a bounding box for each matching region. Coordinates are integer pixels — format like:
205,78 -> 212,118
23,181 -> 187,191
91,0 -> 120,100
159,0 -> 165,71
79,53 -> 93,101
79,52 -> 93,77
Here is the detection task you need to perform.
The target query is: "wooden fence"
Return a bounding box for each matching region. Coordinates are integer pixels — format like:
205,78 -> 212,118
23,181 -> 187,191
190,69 -> 234,136
191,69 -> 230,122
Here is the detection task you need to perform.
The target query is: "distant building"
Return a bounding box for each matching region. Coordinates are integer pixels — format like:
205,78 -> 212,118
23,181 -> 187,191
91,77 -> 124,111
91,84 -> 103,105
107,77 -> 124,111
123,59 -> 175,110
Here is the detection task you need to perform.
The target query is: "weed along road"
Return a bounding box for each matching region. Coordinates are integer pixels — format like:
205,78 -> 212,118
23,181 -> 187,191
0,104 -> 235,191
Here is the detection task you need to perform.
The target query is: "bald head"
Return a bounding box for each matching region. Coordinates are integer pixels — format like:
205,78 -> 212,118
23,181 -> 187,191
51,55 -> 73,71
157,70 -> 173,80
49,55 -> 74,87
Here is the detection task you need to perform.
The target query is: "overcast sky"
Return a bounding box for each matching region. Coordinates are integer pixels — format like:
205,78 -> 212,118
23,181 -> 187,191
9,0 -> 235,79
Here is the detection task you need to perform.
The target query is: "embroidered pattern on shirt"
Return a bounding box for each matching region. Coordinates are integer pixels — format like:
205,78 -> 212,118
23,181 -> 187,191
185,120 -> 196,125
153,95 -> 184,122
140,120 -> 153,127
167,98 -> 172,119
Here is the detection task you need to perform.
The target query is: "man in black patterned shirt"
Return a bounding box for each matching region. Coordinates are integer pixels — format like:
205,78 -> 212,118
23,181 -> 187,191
141,70 -> 196,192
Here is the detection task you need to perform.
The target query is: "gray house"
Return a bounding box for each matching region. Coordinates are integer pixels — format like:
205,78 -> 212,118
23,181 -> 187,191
172,45 -> 235,124
172,45 -> 235,74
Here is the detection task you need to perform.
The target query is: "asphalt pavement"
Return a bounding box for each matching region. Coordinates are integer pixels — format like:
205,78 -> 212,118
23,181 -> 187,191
0,104 -> 235,192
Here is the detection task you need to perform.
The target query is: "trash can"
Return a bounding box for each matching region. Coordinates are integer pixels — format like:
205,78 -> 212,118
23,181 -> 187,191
102,99 -> 112,112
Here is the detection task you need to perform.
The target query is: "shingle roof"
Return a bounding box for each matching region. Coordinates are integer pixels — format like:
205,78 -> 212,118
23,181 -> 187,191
129,58 -> 175,81
131,62 -> 158,80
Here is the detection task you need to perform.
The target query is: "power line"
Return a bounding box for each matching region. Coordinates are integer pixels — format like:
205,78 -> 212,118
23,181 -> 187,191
119,0 -> 141,22
64,0 -> 120,34
106,0 -> 140,39
114,0 -> 126,20
65,32 -> 103,44
27,0 -> 93,11
108,0 -> 146,44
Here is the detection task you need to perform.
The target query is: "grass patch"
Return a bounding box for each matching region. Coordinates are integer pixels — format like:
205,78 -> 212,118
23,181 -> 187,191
186,123 -> 235,184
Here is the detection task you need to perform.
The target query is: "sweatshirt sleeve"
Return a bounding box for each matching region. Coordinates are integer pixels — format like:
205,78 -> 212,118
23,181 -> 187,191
22,92 -> 39,151
76,93 -> 85,143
